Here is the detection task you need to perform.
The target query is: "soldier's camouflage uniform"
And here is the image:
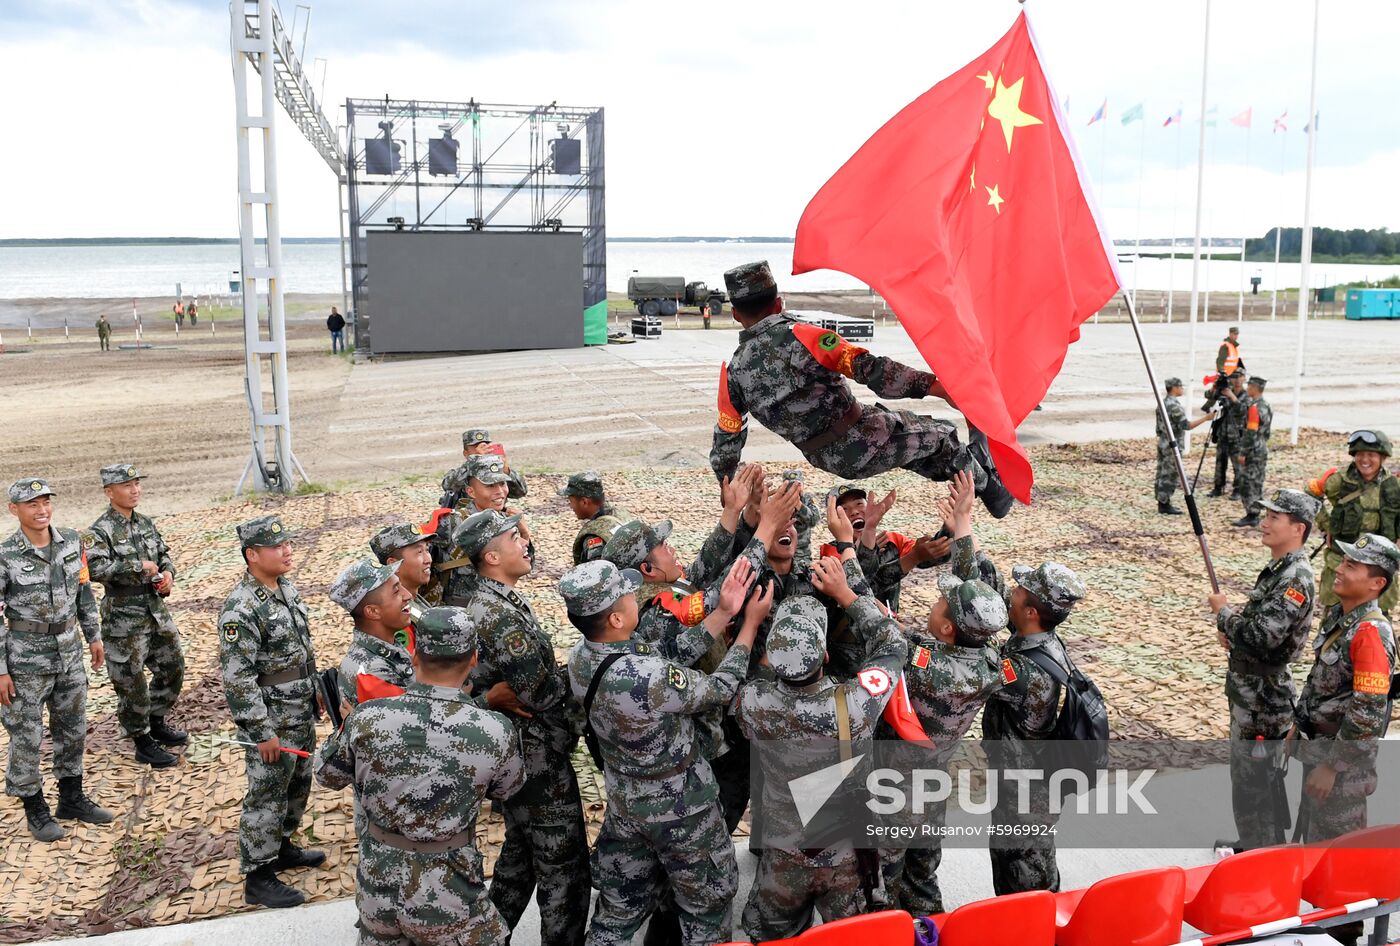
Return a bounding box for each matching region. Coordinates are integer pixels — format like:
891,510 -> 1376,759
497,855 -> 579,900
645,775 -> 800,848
1213,390 -> 1248,496
218,526 -> 317,875
87,497 -> 183,739
1315,460 -> 1400,614
781,470 -> 821,571
1294,535 -> 1398,841
572,504 -> 631,566
0,510 -> 101,798
1237,392 -> 1272,518
735,594 -> 908,941
563,561 -> 751,946
96,317 -> 111,351
315,681 -> 526,945
1216,492 -> 1316,848
465,576 -> 590,945
1155,392 -> 1188,505
337,629 -> 415,710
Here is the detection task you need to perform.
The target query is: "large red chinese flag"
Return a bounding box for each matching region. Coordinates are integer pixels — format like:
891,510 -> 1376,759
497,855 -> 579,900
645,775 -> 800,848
793,13 -> 1120,503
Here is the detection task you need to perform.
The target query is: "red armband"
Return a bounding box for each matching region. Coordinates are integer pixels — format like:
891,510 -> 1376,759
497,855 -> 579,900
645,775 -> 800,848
791,322 -> 867,378
655,590 -> 707,627
717,362 -> 744,433
1351,623 -> 1393,695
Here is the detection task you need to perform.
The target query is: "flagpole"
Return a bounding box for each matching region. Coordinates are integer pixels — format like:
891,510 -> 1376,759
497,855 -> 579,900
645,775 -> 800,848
1124,290 -> 1220,592
1291,0 -> 1321,446
1237,115 -> 1251,322
1272,127 -> 1285,321
1095,101 -> 1108,324
1185,0 -> 1211,453
1168,114 -> 1182,324
1133,114 -> 1146,307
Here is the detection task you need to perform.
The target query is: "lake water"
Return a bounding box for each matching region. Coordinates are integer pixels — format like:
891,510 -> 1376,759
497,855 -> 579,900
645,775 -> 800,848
1,240 -> 1396,300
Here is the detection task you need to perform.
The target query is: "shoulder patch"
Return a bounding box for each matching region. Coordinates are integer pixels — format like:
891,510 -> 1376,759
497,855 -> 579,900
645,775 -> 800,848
633,641 -> 651,656
857,667 -> 891,697
503,629 -> 531,658
666,665 -> 689,691
911,645 -> 931,670
253,586 -> 269,602
223,621 -> 242,643
1284,586 -> 1307,608
584,535 -> 604,549
81,531 -> 95,550
1001,658 -> 1018,685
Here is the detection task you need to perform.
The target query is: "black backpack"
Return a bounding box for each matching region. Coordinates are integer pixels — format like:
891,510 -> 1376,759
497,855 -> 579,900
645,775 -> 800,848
582,653 -> 625,772
1018,646 -> 1110,799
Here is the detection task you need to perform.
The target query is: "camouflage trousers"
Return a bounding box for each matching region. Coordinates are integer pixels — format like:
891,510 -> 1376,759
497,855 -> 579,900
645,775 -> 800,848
1297,760 -> 1374,843
587,802 -> 738,946
1229,715 -> 1292,849
1238,450 -> 1268,516
98,334 -> 110,351
103,614 -> 185,738
887,795 -> 949,915
357,836 -> 508,946
988,781 -> 1061,897
1212,440 -> 1243,493
489,756 -> 590,946
1154,447 -> 1181,504
807,406 -> 984,491
1319,549 -> 1399,615
1,663 -> 88,797
238,717 -> 315,873
741,848 -> 865,942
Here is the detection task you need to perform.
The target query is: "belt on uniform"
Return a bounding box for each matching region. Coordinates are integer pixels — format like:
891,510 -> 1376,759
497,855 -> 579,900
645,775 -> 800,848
1228,655 -> 1288,677
1296,717 -> 1340,739
6,616 -> 76,635
794,402 -> 863,454
622,742 -> 700,782
102,584 -> 154,600
367,822 -> 475,854
257,660 -> 316,687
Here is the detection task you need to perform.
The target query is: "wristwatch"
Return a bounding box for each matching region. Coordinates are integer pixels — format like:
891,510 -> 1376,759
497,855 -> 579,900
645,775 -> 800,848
830,541 -> 855,553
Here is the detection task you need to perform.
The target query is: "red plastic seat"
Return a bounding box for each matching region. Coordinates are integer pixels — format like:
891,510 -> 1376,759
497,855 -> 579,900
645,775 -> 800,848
1182,846 -> 1304,933
1302,823 -> 1400,907
1054,866 -> 1185,946
760,909 -> 914,946
932,890 -> 1056,946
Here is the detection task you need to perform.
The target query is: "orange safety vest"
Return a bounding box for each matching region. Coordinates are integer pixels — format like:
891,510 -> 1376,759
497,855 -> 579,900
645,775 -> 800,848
1219,339 -> 1240,375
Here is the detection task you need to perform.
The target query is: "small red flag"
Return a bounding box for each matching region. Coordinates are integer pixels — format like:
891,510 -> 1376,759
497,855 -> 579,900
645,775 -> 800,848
357,673 -> 406,704
793,12 -> 1120,503
881,676 -> 932,745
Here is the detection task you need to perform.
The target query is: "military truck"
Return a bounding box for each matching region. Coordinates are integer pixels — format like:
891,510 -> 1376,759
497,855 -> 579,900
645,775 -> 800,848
626,276 -> 726,318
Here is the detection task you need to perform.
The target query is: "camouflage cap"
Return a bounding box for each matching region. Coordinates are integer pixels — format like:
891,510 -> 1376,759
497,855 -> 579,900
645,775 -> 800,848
8,478 -> 55,503
1248,376 -> 1267,389
465,454 -> 510,486
1348,429 -> 1392,457
451,509 -> 522,559
100,463 -> 141,487
1336,533 -> 1400,577
936,574 -> 1010,643
723,260 -> 777,302
781,469 -> 805,483
1228,326 -> 1240,334
765,595 -> 828,681
558,560 -> 643,617
602,518 -> 673,570
236,514 -> 294,547
369,522 -> 431,563
461,428 -> 491,447
1011,562 -> 1086,617
329,557 -> 401,613
414,606 -> 479,658
827,483 -> 867,504
1163,377 -> 1183,390
557,470 -> 605,500
1256,487 -> 1321,523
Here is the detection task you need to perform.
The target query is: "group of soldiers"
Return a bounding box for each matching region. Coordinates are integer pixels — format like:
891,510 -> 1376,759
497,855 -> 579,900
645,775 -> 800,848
1,262 -> 1396,946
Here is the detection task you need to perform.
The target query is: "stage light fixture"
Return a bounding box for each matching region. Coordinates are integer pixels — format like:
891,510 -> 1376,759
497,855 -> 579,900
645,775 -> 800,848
544,218 -> 563,232
465,217 -> 484,230
428,123 -> 459,176
365,120 -> 402,175
387,216 -> 406,231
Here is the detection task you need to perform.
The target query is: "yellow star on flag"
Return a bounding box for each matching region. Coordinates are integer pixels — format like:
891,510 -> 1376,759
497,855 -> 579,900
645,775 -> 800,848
987,74 -> 1043,152
969,163 -> 976,193
985,184 -> 1005,213
977,70 -> 996,91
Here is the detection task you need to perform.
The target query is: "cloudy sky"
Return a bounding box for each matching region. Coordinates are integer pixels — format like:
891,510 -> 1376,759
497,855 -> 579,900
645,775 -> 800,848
1,0 -> 1396,241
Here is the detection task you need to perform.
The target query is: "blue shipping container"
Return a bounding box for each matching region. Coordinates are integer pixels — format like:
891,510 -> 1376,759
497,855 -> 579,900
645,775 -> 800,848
1345,289 -> 1397,320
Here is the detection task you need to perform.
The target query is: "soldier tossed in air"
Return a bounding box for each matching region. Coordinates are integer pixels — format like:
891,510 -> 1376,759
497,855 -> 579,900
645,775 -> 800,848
710,260 -> 1015,518
1310,429 -> 1400,616
314,606 -> 527,946
86,463 -> 186,770
218,515 -> 326,908
1,478 -> 113,842
1208,489 -> 1318,853
560,471 -> 631,566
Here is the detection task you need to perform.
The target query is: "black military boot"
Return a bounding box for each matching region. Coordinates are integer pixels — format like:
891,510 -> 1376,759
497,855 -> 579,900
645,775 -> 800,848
20,792 -> 65,842
55,776 -> 115,824
245,864 -> 305,908
1158,501 -> 1183,515
966,426 -> 1015,519
1233,514 -> 1260,527
148,716 -> 188,746
1207,487 -> 1223,498
274,838 -> 326,870
134,733 -> 178,769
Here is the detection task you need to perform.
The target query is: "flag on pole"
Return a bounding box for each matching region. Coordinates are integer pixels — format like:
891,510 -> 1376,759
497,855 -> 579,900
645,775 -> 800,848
1087,98 -> 1107,125
1230,107 -> 1252,128
793,12 -> 1121,505
1304,112 -> 1319,133
1273,109 -> 1288,132
1204,105 -> 1219,127
1120,103 -> 1144,125
1163,107 -> 1182,127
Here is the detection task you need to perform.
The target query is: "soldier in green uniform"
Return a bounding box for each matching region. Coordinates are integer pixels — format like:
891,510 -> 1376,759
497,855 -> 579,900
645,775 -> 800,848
736,553 -> 910,941
314,606 -> 527,946
1209,371 -> 1248,499
437,456 -> 535,607
456,510 -> 590,946
217,515 -> 325,908
780,469 -> 822,570
561,558 -> 763,945
1314,430 -> 1400,615
1292,534 -> 1398,844
560,471 -> 631,565
1,478 -> 113,841
826,484 -> 949,607
710,260 -> 1014,518
1233,377 -> 1273,527
95,314 -> 112,351
86,463 -> 185,769
369,521 -> 435,614
328,558 -> 414,709
1208,488 -> 1318,851
440,428 -> 528,509
1156,378 -> 1212,515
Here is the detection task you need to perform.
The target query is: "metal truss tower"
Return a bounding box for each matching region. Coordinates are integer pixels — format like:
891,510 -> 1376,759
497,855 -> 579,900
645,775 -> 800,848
229,0 -> 344,494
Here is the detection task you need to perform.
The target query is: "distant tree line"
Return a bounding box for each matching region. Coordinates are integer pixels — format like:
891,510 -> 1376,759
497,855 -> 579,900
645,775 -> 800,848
1245,227 -> 1400,260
